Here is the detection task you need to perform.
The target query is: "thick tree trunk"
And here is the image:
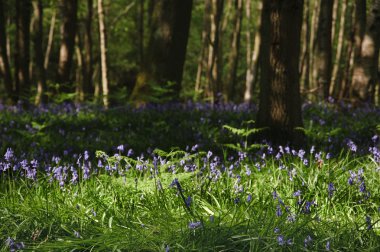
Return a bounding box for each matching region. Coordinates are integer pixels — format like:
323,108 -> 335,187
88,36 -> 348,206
226,0 -> 243,102
57,0 -> 78,91
351,0 -> 380,103
131,0 -> 193,103
0,0 -> 13,101
15,0 -> 32,101
33,0 -> 47,105
314,0 -> 334,100
98,0 -> 109,108
257,0 -> 304,146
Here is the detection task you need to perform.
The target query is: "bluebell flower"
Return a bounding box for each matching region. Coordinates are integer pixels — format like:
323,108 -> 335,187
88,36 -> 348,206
328,182 -> 335,197
185,196 -> 192,207
326,241 -> 330,251
207,151 -> 213,159
293,190 -> 301,197
276,205 -> 282,217
274,227 -> 280,233
287,239 -> 293,246
247,194 -> 252,203
272,191 -> 278,199
277,235 -> 285,246
366,216 -> 372,230
127,149 -> 134,157
287,214 -> 296,223
234,197 -> 240,204
165,245 -> 170,252
4,148 -> 14,162
117,145 -> 124,152
347,140 -> 357,152
326,153 -> 332,159
188,221 -> 202,229
304,235 -> 312,247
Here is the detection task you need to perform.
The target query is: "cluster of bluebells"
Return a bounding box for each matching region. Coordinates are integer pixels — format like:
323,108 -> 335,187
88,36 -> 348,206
348,168 -> 371,199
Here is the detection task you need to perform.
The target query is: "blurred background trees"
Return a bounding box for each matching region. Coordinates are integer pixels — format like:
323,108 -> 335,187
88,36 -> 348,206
0,0 -> 379,107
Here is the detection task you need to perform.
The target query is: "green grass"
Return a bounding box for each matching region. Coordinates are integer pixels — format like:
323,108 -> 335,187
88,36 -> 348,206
1,148 -> 380,251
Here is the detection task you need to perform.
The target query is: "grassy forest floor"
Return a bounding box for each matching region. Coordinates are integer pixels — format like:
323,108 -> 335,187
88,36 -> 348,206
0,101 -> 380,251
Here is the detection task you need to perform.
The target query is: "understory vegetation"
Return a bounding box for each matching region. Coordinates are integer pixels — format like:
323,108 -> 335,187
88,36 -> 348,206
1,101 -> 380,251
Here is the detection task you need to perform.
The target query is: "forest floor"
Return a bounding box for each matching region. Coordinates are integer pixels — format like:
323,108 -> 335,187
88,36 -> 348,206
1,101 -> 380,251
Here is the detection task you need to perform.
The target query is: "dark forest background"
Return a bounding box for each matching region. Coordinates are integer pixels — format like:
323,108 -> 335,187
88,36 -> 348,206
0,0 -> 379,107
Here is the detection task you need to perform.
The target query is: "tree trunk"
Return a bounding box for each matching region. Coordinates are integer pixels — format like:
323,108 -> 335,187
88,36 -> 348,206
0,0 -> 13,102
206,0 -> 224,103
314,0 -> 334,100
195,0 -> 211,97
57,0 -> 78,91
226,0 -> 243,102
331,0 -> 348,98
138,0 -> 144,65
309,0 -> 320,99
131,0 -> 193,103
15,0 -> 32,101
244,0 -> 262,103
83,0 -> 93,98
299,0 -> 310,97
33,0 -> 47,105
351,0 -> 380,103
44,8 -> 56,71
257,0 -> 304,146
98,0 -> 109,108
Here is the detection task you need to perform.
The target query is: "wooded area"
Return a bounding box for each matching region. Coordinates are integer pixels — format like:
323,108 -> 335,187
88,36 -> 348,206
0,0 -> 379,143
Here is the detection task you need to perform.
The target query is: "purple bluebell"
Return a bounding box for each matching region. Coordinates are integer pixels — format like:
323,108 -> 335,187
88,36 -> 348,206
117,145 -> 124,152
277,235 -> 285,246
366,216 -> 372,230
4,148 -> 14,162
247,194 -> 252,203
347,140 -> 357,152
326,241 -> 330,251
293,190 -> 301,197
304,235 -> 312,247
276,205 -> 282,217
328,182 -> 335,197
274,227 -> 280,233
185,196 -> 192,207
188,221 -> 202,229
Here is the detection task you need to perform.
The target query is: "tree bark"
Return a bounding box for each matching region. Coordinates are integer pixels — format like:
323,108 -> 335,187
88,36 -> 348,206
33,0 -> 47,105
131,0 -> 193,103
351,0 -> 380,103
257,0 -> 304,146
0,0 -> 13,101
83,0 -> 93,98
314,0 -> 334,100
244,0 -> 262,103
226,0 -> 243,102
15,0 -> 32,101
331,0 -> 348,98
44,8 -> 56,71
206,0 -> 224,103
98,0 -> 109,108
57,0 -> 78,91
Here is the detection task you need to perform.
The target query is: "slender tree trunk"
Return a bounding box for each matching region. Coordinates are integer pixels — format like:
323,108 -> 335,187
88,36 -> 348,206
138,0 -> 144,65
33,0 -> 47,105
98,0 -> 109,108
351,0 -> 380,103
257,0 -> 304,146
0,0 -> 13,101
309,0 -> 320,99
131,0 -> 193,103
44,9 -> 56,71
75,34 -> 84,102
331,0 -> 348,98
299,0 -> 310,96
206,0 -> 224,103
314,0 -> 334,100
15,0 -> 32,101
195,0 -> 211,97
226,0 -> 243,102
244,0 -> 262,103
83,0 -> 93,98
57,0 -> 78,91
